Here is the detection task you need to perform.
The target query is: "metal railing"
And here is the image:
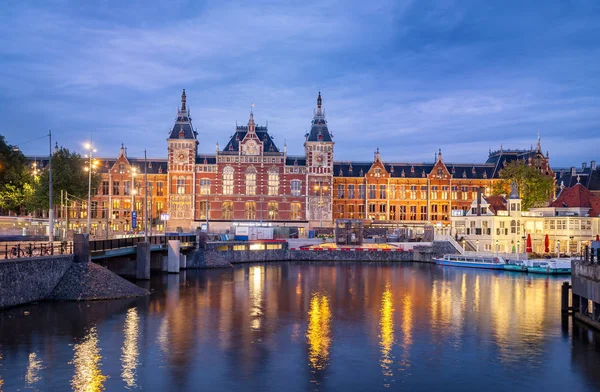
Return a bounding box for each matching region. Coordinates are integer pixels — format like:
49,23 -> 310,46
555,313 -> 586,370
89,234 -> 196,252
435,235 -> 465,254
2,242 -> 73,259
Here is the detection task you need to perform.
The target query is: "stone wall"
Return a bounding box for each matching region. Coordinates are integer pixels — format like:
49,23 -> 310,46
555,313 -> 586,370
573,260 -> 600,282
0,255 -> 73,309
189,241 -> 435,268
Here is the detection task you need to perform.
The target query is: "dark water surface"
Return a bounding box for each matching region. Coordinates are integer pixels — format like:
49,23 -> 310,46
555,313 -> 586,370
1,262 -> 600,392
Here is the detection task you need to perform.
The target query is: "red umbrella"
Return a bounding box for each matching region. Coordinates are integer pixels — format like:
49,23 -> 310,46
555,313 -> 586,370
526,234 -> 532,253
596,234 -> 599,241
544,234 -> 550,253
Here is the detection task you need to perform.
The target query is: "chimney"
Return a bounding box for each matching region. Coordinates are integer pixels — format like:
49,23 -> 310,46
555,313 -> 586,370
571,166 -> 576,176
582,162 -> 587,170
592,160 -> 597,171
477,187 -> 483,216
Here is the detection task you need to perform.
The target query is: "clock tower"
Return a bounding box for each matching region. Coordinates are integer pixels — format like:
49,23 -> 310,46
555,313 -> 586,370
166,89 -> 198,231
305,92 -> 334,229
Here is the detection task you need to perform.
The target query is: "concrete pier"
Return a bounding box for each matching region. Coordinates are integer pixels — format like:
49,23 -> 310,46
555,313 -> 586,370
73,233 -> 90,264
567,242 -> 600,331
168,240 -> 180,273
179,253 -> 187,269
136,242 -> 151,280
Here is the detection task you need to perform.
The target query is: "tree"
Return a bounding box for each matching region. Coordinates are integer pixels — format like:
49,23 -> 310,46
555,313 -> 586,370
492,160 -> 555,210
29,147 -> 102,211
0,135 -> 33,214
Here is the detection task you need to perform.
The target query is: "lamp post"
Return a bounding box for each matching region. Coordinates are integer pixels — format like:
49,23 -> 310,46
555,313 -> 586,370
496,239 -> 499,256
557,239 -> 561,255
476,239 -> 479,252
83,141 -> 97,235
131,166 -> 137,232
517,240 -> 520,259
48,130 -> 54,242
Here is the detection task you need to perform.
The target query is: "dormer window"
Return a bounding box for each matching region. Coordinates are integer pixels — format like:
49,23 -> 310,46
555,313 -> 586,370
411,166 -> 415,173
317,132 -> 323,141
437,169 -> 443,179
472,167 -> 476,174
401,169 -> 405,177
463,171 -> 467,178
375,169 -> 381,178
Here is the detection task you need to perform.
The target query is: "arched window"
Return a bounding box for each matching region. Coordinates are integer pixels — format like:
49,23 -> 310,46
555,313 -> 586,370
221,201 -> 233,220
290,180 -> 301,196
511,219 -> 517,234
245,202 -> 256,220
268,167 -> 279,195
245,167 -> 257,195
222,166 -> 234,195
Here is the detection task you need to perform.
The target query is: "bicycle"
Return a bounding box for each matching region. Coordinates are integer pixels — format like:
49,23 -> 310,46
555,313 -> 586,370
8,244 -> 29,259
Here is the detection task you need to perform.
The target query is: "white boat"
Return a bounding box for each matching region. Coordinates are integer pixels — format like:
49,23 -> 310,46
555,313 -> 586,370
434,254 -> 506,270
525,258 -> 571,274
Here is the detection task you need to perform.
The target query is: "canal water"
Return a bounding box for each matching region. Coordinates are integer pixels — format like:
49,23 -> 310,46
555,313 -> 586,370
0,262 -> 599,392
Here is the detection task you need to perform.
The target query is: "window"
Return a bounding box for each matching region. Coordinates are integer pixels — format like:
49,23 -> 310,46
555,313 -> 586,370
400,185 -> 406,199
389,205 -> 396,220
369,185 -> 376,199
379,185 -> 386,199
176,178 -> 185,194
200,179 -> 211,195
336,204 -> 344,219
379,204 -> 386,213
113,181 -> 120,195
245,202 -> 256,220
348,184 -> 355,199
245,167 -> 257,195
368,203 -> 376,213
123,200 -> 131,210
268,168 -> 279,195
358,185 -> 366,199
223,166 -> 234,195
410,205 -> 417,220
267,202 -> 279,219
420,186 -> 427,200
101,181 -> 109,195
461,186 -> 468,200
291,202 -> 301,220
431,186 -> 438,200
431,204 -> 438,221
112,199 -> 120,209
358,204 -> 365,219
156,181 -> 164,196
337,184 -> 345,199
410,186 -> 417,200
389,185 -> 396,199
221,201 -> 233,220
156,201 -> 164,214
399,205 -> 406,220
451,186 -> 458,200
420,206 -> 427,220
290,180 -> 301,196
124,181 -> 131,196
441,186 -> 449,200
119,164 -> 125,174
348,204 -> 355,217
91,201 -> 98,218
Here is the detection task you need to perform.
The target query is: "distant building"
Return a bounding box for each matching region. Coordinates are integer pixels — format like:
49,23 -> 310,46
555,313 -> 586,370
554,161 -> 600,196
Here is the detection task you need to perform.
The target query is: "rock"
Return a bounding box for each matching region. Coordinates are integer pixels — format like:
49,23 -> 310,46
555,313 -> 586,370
49,262 -> 149,300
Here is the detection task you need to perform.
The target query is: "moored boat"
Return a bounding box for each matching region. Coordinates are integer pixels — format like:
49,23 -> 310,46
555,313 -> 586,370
525,258 -> 571,274
504,259 -> 527,272
434,254 -> 506,270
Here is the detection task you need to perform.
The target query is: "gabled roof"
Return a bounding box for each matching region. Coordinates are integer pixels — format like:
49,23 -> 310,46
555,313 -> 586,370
555,165 -> 600,191
168,89 -> 197,140
484,195 -> 507,214
222,125 -> 280,154
549,183 -> 600,216
306,92 -> 333,143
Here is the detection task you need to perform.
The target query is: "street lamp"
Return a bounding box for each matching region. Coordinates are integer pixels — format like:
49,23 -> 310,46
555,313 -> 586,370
557,239 -> 561,255
83,142 -> 97,235
496,239 -> 499,255
476,239 -> 479,252
131,167 -> 137,232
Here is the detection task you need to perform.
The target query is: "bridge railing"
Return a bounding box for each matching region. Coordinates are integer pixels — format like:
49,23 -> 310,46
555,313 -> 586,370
2,242 -> 73,260
89,234 -> 196,252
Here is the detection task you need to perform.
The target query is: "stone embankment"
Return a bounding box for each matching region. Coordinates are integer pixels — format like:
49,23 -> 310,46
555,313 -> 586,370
0,234 -> 149,310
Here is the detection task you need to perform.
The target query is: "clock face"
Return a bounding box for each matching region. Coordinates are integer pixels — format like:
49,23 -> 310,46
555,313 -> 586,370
313,153 -> 325,166
175,150 -> 187,163
244,140 -> 258,155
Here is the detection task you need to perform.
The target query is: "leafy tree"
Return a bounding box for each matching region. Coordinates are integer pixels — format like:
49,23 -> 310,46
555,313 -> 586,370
29,147 -> 102,211
492,160 -> 555,210
0,135 -> 32,214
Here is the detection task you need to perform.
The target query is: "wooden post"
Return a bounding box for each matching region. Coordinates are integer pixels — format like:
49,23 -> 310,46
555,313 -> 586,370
561,281 -> 570,313
584,245 -> 589,262
572,292 -> 580,314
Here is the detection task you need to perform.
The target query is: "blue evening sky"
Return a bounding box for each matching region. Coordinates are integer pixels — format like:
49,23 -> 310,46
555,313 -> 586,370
1,0 -> 599,167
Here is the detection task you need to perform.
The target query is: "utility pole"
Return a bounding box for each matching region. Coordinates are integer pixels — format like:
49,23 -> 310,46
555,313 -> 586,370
65,192 -> 69,240
144,149 -> 148,242
48,130 -> 54,242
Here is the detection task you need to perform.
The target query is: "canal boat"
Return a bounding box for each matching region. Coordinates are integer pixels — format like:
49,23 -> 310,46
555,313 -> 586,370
435,254 -> 506,270
525,259 -> 571,274
504,259 -> 527,272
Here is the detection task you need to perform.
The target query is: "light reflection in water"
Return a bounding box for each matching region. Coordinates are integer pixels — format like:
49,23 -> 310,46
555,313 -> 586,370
474,276 -> 480,313
0,352 -> 4,392
70,326 -> 107,392
306,293 -> 332,371
25,352 -> 44,386
379,286 -> 395,385
157,317 -> 170,354
121,308 -> 140,389
249,266 -> 264,331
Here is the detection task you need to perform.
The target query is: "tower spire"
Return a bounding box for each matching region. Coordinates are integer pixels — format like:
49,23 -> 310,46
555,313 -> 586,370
317,91 -> 322,116
248,103 -> 256,133
181,89 -> 187,112
536,130 -> 541,151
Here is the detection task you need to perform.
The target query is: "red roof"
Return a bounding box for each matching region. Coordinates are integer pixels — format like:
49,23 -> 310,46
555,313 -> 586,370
550,183 -> 600,216
484,195 -> 507,214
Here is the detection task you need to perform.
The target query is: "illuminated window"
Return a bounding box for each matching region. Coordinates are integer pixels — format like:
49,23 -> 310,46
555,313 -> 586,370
290,202 -> 301,220
420,206 -> 427,220
245,201 -> 256,220
124,181 -> 131,196
337,184 -> 344,198
267,202 -> 279,219
113,181 -> 120,195
358,184 -> 366,199
156,181 -> 164,196
268,168 -> 279,195
176,178 -> 185,194
348,184 -> 355,199
245,167 -> 256,195
200,179 -> 211,195
222,166 -> 234,195
431,186 -> 438,200
112,199 -> 120,209
221,201 -> 233,219
369,185 -> 376,199
379,185 -> 386,199
198,201 -> 209,220
101,181 -> 109,195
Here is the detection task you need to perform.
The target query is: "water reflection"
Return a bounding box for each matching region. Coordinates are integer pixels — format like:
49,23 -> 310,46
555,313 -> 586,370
0,352 -> 3,392
379,286 -> 395,385
121,308 -> 139,389
25,352 -> 43,387
307,292 -> 332,371
249,266 -> 264,331
70,326 -> 107,392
